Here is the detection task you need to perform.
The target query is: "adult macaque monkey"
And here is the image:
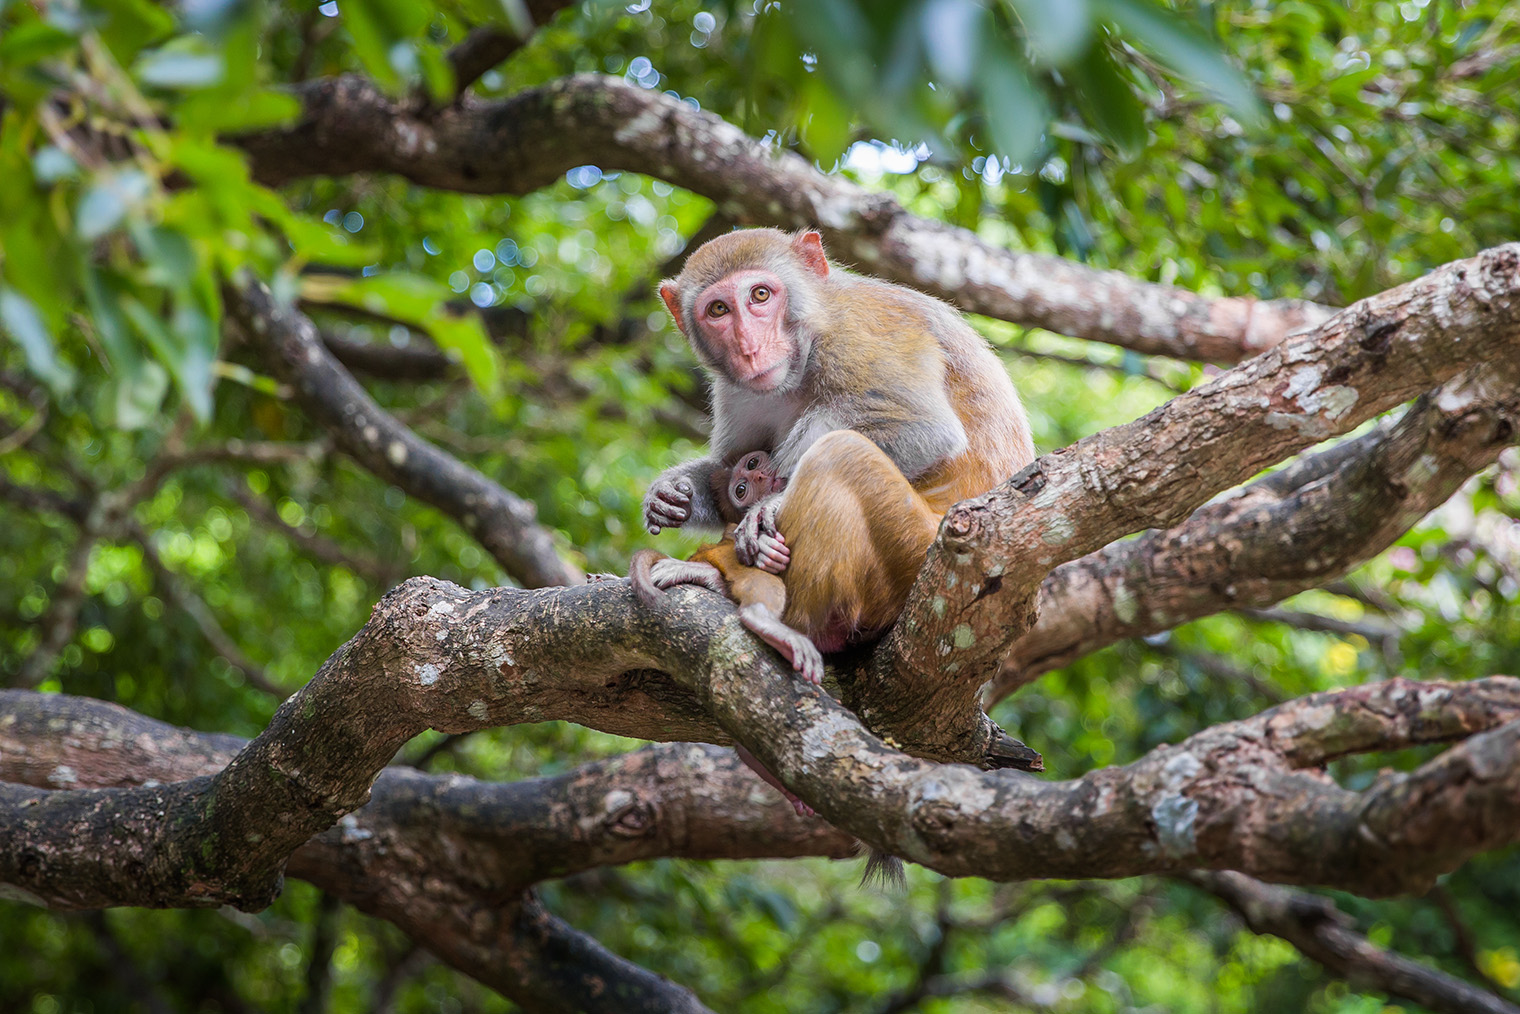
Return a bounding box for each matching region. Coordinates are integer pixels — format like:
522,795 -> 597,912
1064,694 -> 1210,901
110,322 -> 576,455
644,228 -> 1034,573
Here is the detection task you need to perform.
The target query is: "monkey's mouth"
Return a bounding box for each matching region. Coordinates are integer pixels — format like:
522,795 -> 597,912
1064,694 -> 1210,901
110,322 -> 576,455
740,362 -> 786,389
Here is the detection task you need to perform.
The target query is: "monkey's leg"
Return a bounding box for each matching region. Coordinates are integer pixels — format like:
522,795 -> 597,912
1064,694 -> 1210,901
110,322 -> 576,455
648,558 -> 728,595
738,602 -> 823,686
778,430 -> 942,646
734,744 -> 815,818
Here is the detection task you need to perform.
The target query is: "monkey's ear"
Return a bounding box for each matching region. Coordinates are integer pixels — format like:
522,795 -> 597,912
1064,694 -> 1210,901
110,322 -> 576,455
793,231 -> 829,278
658,282 -> 685,332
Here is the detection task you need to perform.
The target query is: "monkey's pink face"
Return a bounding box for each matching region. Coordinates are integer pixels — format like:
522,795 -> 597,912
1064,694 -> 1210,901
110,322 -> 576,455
691,270 -> 793,391
727,450 -> 785,510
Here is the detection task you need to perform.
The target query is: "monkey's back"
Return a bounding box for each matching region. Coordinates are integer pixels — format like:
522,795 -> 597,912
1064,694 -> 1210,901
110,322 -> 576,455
814,271 -> 1034,512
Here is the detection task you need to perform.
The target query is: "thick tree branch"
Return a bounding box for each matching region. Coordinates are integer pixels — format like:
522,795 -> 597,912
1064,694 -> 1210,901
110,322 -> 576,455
990,359 -> 1520,699
0,690 -> 839,1012
3,569 -> 1518,911
0,691 -> 849,883
883,243 -> 1520,756
234,74 -> 1333,360
1194,872 -> 1520,1014
227,278 -> 583,588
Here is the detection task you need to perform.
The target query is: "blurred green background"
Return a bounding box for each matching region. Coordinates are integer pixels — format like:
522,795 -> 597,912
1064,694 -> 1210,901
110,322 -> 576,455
2,0 -> 1518,1010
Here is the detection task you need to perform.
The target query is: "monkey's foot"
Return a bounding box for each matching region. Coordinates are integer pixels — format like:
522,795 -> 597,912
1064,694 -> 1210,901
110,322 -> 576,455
649,558 -> 728,595
739,603 -> 823,685
585,572 -> 622,583
735,744 -> 816,819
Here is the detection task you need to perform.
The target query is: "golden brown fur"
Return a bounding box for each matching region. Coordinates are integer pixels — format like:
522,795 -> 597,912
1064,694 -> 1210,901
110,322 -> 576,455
775,431 -> 940,651
637,431 -> 940,656
647,228 -> 1033,534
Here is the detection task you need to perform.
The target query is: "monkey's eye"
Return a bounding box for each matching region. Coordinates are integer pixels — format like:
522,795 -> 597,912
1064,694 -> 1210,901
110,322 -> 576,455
751,285 -> 771,303
745,455 -> 760,469
733,481 -> 747,501
706,300 -> 730,318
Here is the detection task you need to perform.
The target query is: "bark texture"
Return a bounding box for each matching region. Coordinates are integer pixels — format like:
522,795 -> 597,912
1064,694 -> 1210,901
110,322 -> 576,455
991,359 -> 1520,700
884,243 -> 1520,757
4,566 -> 1518,904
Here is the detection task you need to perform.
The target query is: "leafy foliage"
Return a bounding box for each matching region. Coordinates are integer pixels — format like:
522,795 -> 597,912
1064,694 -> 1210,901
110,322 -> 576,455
3,0 -> 1520,1011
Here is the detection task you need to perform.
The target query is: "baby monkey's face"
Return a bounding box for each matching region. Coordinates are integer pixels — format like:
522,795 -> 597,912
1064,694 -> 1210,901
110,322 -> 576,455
727,450 -> 786,510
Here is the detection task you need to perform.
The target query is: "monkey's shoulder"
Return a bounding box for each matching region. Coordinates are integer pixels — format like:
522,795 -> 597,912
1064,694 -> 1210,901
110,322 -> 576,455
821,272 -> 969,339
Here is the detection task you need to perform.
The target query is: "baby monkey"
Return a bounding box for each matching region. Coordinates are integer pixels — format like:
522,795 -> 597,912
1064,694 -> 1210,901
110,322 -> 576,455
631,449 -> 823,685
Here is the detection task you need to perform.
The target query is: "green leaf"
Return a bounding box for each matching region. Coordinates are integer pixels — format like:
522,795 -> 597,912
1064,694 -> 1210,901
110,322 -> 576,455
177,86 -> 302,132
87,0 -> 176,64
76,169 -> 153,241
134,224 -> 198,290
1101,0 -> 1265,127
170,299 -> 218,419
301,272 -> 502,396
497,0 -> 534,38
1069,40 -> 1147,157
977,55 -> 1046,164
80,264 -> 135,367
797,75 -> 855,165
429,311 -> 500,397
0,19 -> 78,68
341,0 -> 402,89
920,0 -> 988,90
121,295 -> 215,420
0,287 -> 75,395
134,48 -> 225,89
110,358 -> 169,429
1007,0 -> 1092,66
341,0 -> 433,91
181,0 -> 248,36
416,42 -> 456,102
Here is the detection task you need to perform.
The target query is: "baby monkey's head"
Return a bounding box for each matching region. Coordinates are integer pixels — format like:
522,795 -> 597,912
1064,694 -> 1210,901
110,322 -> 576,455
712,450 -> 786,524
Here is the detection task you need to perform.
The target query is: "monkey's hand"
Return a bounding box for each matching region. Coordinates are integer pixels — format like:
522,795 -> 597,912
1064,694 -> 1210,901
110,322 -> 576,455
734,497 -> 789,573
643,476 -> 694,534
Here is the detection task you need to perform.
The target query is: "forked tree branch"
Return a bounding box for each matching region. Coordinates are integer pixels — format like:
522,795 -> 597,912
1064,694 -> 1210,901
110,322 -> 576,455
5,681 -> 1517,1011
2,555 -> 1518,908
445,0 -> 578,95
881,243 -> 1520,758
212,247 -> 1520,775
990,358 -> 1520,701
0,690 -> 837,1014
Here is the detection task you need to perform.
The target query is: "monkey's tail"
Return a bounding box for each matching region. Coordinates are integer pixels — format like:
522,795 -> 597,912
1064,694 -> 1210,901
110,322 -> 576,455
629,548 -> 666,609
859,847 -> 907,892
